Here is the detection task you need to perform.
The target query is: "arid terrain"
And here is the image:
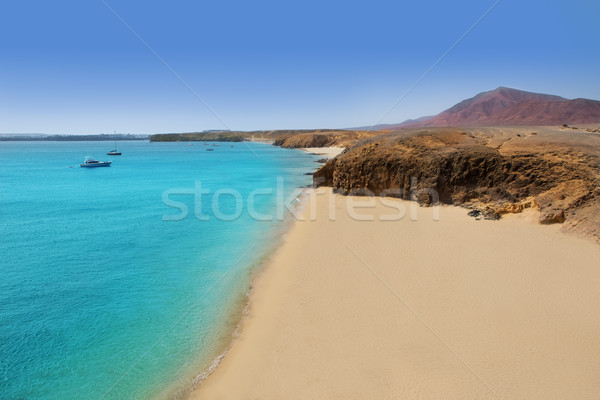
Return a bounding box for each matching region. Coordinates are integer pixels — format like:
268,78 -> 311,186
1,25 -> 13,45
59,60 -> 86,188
314,125 -> 600,241
151,88 -> 600,242
371,87 -> 600,129
149,129 -> 383,147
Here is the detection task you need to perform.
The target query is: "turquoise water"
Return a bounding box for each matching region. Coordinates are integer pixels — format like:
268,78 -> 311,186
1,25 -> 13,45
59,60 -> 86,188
0,141 -> 317,399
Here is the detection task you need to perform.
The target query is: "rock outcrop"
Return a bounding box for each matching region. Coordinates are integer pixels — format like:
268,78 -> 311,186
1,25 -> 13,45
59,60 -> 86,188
314,127 -> 600,241
273,131 -> 379,148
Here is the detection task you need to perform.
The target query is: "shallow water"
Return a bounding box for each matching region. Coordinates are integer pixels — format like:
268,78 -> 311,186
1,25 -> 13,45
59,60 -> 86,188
0,141 -> 317,399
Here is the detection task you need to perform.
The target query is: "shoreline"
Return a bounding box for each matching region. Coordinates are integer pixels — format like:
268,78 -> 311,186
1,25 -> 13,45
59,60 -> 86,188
175,183 -> 318,399
189,188 -> 600,399
300,146 -> 345,158
155,146 -> 322,400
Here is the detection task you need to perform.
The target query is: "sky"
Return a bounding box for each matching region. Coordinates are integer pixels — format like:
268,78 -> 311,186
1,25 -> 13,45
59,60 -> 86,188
1,0 -> 599,134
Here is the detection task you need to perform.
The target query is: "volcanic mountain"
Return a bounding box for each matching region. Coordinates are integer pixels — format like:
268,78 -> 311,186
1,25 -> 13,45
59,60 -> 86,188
383,87 -> 600,128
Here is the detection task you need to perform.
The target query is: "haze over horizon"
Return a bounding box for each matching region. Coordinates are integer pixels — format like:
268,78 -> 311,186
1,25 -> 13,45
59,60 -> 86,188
1,0 -> 599,134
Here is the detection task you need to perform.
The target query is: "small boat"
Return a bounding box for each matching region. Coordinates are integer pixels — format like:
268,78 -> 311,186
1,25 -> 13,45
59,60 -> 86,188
107,141 -> 121,155
80,157 -> 111,168
206,148 -> 214,151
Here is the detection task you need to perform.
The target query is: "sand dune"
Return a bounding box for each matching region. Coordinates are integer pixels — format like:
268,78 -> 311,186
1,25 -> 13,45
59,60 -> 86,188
190,189 -> 600,399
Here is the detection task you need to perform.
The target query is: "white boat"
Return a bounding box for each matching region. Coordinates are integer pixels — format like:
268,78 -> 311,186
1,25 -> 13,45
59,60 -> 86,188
80,157 -> 111,168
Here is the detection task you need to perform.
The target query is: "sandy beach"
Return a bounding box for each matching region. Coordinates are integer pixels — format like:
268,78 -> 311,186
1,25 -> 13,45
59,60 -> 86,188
302,146 -> 345,158
190,188 -> 600,399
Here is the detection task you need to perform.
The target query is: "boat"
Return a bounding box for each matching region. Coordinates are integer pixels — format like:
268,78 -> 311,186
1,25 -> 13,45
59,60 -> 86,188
107,141 -> 121,155
206,148 -> 214,151
80,157 -> 111,168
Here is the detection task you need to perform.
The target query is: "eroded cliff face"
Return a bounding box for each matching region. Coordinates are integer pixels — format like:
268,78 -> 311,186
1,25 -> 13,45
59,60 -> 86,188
150,129 -> 384,148
273,131 -> 380,148
314,127 -> 600,240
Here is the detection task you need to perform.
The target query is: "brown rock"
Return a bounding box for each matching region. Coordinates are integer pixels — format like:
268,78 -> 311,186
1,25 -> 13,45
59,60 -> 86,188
313,127 -> 600,240
539,209 -> 566,224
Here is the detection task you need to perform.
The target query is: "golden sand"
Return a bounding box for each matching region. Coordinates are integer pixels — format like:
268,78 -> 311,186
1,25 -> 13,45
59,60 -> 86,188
301,146 -> 345,158
190,188 -> 600,399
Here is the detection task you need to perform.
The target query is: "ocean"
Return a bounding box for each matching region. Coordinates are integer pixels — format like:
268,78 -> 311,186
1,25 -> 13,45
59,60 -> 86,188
0,140 -> 318,399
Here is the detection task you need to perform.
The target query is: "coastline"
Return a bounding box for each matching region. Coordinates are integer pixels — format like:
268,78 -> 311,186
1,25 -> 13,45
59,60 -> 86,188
172,158 -> 320,399
189,188 -> 600,399
150,144 -> 321,400
300,146 -> 345,158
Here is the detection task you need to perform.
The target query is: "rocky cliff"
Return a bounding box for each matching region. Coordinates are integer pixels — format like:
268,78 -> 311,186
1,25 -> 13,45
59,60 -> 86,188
273,130 -> 380,148
314,126 -> 600,240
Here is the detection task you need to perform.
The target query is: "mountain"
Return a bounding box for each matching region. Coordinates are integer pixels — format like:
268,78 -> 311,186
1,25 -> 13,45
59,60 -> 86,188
377,87 -> 600,129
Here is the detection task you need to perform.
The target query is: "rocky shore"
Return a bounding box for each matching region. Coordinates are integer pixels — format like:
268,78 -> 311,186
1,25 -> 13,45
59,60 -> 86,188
314,126 -> 600,241
150,123 -> 600,242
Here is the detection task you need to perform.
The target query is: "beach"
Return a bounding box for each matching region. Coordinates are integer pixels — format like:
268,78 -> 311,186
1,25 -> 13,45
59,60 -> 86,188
191,188 -> 600,399
301,146 -> 345,158
0,141 -> 321,399
4,1 -> 600,398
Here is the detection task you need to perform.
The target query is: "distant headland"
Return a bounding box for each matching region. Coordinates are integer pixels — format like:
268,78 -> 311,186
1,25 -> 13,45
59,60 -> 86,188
0,133 -> 150,141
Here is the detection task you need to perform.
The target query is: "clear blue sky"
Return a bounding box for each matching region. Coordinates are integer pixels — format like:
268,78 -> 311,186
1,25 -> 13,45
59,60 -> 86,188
1,0 -> 599,134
